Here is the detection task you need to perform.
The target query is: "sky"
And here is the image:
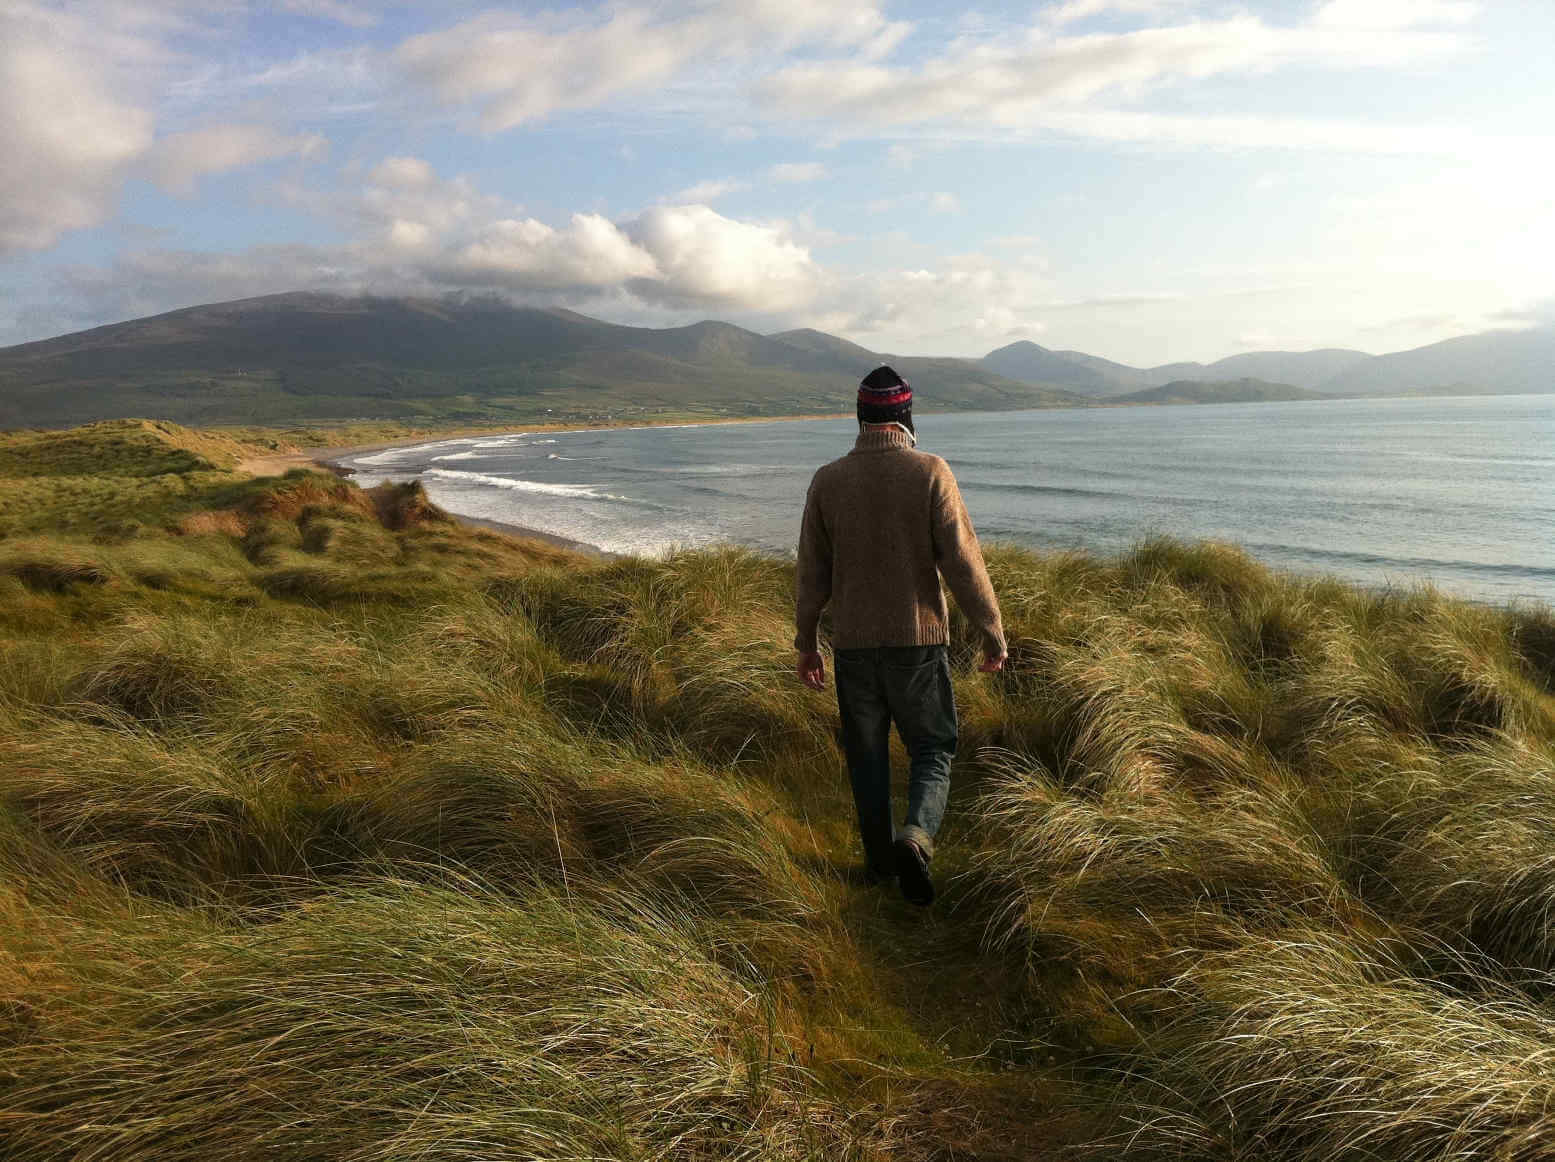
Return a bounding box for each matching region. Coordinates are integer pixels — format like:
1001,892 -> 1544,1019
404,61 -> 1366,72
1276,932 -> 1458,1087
2,0 -> 1551,366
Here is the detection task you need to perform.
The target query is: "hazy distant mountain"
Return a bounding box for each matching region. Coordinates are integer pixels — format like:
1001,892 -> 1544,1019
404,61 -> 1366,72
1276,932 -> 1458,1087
1317,327 -> 1555,397
1111,378 -> 1330,406
0,293 -> 1083,428
980,340 -> 1132,395
5,292 -> 1545,429
979,341 -> 1368,396
985,330 -> 1551,399
1045,349 -> 1164,392
1204,349 -> 1370,390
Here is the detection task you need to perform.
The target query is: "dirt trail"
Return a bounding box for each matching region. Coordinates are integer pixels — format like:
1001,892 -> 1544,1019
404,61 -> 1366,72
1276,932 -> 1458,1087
236,451 -> 320,476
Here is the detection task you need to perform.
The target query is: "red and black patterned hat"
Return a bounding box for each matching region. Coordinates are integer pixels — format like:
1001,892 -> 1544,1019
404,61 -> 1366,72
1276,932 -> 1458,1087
858,365 -> 913,433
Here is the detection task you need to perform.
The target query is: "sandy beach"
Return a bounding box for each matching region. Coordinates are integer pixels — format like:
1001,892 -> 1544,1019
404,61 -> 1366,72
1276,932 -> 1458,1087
233,413 -> 847,558
235,411 -> 850,478
235,440 -> 617,557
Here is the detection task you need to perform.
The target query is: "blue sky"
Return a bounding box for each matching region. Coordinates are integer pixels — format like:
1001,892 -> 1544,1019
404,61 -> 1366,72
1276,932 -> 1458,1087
2,0 -> 1551,364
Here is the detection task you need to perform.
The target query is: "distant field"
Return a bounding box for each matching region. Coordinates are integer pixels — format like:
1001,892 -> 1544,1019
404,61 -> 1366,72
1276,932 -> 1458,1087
3,420 -> 1555,1160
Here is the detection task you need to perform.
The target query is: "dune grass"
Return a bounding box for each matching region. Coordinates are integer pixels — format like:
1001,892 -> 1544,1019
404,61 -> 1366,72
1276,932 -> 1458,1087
2,423 -> 1555,1159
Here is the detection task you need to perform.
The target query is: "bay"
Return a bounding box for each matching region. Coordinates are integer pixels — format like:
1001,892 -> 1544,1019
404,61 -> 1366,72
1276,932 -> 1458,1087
344,394 -> 1555,607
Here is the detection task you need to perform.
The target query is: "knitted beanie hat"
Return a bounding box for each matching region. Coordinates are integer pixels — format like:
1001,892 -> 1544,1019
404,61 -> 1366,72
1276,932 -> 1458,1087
857,365 -> 913,434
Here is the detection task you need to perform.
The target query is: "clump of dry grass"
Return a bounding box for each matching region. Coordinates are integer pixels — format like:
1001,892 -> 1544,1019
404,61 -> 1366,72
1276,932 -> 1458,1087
1087,930 -> 1555,1161
502,548 -> 836,767
69,612 -> 243,722
972,756 -> 1351,998
0,876 -> 869,1162
1,717 -> 281,901
176,509 -> 247,537
0,539 -> 114,592
960,537 -> 1555,1159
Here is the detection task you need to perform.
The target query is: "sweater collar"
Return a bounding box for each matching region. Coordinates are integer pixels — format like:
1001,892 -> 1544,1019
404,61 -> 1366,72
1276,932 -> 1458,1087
851,427 -> 916,454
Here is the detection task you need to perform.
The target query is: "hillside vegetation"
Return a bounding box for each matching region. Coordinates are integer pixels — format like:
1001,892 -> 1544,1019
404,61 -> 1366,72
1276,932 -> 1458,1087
1110,377 -> 1329,406
0,293 -> 1081,428
4,422 -> 1555,1159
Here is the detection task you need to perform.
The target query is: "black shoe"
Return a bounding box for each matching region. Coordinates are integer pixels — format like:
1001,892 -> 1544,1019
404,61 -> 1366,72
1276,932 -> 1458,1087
893,837 -> 934,906
862,865 -> 896,887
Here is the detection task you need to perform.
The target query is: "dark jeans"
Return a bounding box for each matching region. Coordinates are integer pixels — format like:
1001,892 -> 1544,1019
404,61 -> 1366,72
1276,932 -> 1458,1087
834,644 -> 958,873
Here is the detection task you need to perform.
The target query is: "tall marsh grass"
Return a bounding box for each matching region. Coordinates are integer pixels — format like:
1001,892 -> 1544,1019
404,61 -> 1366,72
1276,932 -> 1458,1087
4,429 -> 1555,1159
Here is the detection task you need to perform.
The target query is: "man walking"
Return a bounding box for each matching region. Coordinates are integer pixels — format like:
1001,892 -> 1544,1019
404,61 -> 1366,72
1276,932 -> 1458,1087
794,366 -> 1006,906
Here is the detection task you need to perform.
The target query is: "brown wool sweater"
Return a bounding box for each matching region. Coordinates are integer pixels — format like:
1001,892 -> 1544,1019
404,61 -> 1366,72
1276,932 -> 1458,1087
794,427 -> 1005,655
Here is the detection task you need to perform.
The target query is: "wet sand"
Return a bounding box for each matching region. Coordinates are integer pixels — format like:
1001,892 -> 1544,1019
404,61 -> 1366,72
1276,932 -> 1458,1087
453,513 -> 616,559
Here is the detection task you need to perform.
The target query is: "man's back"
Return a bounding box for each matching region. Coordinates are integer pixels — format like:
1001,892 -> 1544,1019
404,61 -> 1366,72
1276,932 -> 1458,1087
794,426 -> 1004,656
792,389 -> 1007,907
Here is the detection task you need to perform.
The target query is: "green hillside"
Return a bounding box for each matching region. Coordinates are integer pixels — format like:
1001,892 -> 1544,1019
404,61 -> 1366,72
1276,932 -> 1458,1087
1111,377 -> 1330,405
0,292 -> 1083,428
4,422 -> 1555,1159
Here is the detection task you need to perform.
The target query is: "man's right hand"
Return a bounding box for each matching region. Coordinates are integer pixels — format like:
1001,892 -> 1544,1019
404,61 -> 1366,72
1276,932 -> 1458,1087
797,650 -> 827,690
978,650 -> 1006,673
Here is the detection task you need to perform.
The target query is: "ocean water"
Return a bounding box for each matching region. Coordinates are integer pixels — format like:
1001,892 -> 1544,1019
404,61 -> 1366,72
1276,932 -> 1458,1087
343,394 -> 1555,607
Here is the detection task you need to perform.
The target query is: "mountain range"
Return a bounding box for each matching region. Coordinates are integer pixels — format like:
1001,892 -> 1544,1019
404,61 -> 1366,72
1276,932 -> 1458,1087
978,335 -> 1555,398
0,292 -> 1548,428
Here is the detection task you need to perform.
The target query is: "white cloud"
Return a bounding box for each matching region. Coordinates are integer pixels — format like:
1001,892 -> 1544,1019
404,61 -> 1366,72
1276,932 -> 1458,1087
757,9 -> 1474,132
623,205 -> 818,309
806,253 -> 1054,350
0,3 -> 154,252
146,125 -> 327,193
0,1 -> 341,253
370,156 -> 435,187
24,188 -> 827,342
789,211 -> 855,249
285,160 -> 825,309
1035,108 -> 1472,153
394,1 -> 908,132
351,156 -> 510,245
861,190 -> 968,216
667,178 -> 748,203
137,160 -> 823,314
437,214 -> 660,291
1044,0 -> 1192,27
769,162 -> 827,183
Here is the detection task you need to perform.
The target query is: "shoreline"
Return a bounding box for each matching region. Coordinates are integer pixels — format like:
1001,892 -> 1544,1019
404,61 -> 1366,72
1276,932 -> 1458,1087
236,411 -> 852,479
452,513 -> 617,559
235,412 -> 853,560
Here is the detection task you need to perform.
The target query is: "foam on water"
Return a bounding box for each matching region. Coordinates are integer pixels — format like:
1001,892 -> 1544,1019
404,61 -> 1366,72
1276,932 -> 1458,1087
353,442 -> 466,467
425,468 -> 614,500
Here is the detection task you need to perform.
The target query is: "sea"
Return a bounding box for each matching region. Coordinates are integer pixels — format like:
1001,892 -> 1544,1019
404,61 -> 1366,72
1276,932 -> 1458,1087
342,394 -> 1555,608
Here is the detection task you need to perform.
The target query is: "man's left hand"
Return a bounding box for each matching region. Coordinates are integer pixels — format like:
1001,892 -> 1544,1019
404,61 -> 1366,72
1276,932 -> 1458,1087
797,650 -> 826,690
